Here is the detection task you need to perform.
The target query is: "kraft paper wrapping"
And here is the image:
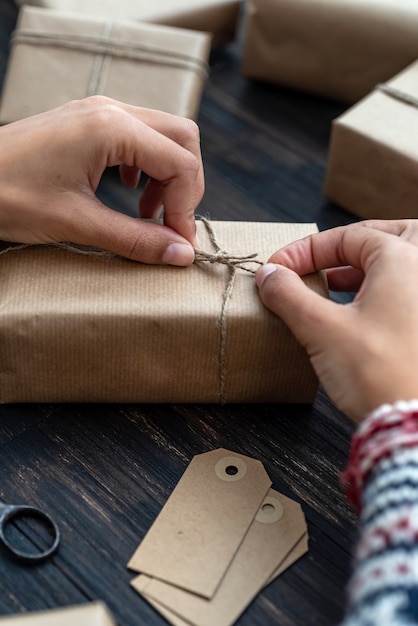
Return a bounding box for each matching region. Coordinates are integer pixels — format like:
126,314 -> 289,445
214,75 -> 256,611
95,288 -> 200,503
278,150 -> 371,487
0,7 -> 211,124
324,60 -> 418,219
0,602 -> 116,626
241,0 -> 418,103
0,220 -> 327,404
12,0 -> 239,47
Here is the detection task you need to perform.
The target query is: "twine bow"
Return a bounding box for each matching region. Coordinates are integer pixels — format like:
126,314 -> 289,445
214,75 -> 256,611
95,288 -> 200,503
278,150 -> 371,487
194,218 -> 263,404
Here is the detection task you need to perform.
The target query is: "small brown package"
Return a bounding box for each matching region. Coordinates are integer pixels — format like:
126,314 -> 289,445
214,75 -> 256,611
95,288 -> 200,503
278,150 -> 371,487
12,0 -> 239,47
324,60 -> 418,219
242,0 -> 418,103
0,602 -> 116,626
0,6 -> 211,124
0,220 -> 327,404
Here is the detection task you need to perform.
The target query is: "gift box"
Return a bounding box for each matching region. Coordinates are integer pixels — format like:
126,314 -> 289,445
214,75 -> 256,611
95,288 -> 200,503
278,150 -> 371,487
12,0 -> 240,47
324,60 -> 418,219
0,602 -> 116,626
0,6 -> 211,124
241,0 -> 418,103
0,220 -> 327,404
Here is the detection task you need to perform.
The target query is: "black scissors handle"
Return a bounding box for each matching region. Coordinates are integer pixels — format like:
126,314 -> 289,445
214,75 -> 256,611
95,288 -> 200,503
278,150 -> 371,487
0,503 -> 60,564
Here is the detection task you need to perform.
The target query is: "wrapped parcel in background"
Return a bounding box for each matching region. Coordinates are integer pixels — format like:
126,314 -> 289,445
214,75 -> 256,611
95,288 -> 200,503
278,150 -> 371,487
0,6 -> 211,124
0,603 -> 116,626
11,0 -> 240,47
242,0 -> 418,103
324,60 -> 418,219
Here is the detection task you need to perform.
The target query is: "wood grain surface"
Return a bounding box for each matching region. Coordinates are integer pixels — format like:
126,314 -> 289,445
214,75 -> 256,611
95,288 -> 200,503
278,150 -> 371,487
0,1 -> 359,624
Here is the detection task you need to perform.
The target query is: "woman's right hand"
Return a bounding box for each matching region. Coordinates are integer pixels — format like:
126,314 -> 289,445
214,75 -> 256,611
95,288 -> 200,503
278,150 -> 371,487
256,220 -> 418,423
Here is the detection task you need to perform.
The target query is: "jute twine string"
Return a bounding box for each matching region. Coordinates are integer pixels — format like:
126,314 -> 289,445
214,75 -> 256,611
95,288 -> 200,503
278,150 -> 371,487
87,21 -> 115,97
0,241 -> 114,258
0,218 -> 262,404
195,218 -> 263,404
11,28 -> 209,80
376,83 -> 418,108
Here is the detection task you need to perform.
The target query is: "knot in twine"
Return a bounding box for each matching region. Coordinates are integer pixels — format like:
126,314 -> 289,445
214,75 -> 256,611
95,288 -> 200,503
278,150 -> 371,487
194,218 -> 263,404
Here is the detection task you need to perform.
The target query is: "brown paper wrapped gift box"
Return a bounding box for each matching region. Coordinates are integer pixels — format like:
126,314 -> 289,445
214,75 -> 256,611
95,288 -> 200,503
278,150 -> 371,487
241,0 -> 418,103
0,602 -> 116,626
12,0 -> 240,47
324,60 -> 418,219
0,221 -> 327,404
0,6 -> 211,124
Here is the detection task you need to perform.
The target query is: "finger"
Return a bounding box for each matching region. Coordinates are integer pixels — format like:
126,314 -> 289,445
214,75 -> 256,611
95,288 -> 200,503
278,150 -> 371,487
139,178 -> 165,220
101,111 -> 203,245
268,224 -> 397,276
358,218 -> 418,244
65,196 -> 195,266
119,164 -> 141,188
107,100 -> 202,152
255,263 -> 342,350
326,266 -> 364,292
116,104 -> 205,243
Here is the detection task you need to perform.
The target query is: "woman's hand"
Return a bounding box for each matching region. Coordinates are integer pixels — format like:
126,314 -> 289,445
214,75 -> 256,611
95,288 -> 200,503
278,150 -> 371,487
0,96 -> 205,265
256,220 -> 418,422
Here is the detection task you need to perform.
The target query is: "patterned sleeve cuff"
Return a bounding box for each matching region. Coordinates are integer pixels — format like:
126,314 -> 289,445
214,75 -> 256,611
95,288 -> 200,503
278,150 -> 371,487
340,400 -> 418,512
340,402 -> 418,625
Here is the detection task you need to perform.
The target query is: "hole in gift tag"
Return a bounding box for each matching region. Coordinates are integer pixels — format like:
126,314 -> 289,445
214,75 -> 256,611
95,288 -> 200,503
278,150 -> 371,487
256,496 -> 284,524
215,456 -> 247,482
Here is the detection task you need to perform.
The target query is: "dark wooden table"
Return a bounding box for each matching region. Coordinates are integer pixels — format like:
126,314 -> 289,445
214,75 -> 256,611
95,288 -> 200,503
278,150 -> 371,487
0,1 -> 359,624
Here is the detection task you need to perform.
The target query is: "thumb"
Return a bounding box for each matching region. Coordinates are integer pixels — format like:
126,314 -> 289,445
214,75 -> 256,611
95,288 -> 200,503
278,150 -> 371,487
256,263 -> 338,350
65,197 -> 195,266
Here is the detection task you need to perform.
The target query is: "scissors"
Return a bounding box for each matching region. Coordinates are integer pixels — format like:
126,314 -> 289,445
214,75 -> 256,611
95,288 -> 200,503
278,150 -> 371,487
0,501 -> 60,564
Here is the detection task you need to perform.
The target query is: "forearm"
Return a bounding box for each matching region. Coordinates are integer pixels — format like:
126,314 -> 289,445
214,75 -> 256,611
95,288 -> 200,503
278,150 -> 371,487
340,401 -> 418,625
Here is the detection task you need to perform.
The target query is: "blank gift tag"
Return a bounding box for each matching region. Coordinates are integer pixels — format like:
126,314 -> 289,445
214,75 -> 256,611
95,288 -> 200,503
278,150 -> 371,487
127,448 -> 271,598
267,531 -> 309,583
132,489 -> 307,626
137,533 -> 308,626
135,534 -> 309,626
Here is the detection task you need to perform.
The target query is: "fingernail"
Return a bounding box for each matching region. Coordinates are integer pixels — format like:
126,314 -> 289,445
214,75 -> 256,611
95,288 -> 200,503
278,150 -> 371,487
163,242 -> 195,266
255,263 -> 277,288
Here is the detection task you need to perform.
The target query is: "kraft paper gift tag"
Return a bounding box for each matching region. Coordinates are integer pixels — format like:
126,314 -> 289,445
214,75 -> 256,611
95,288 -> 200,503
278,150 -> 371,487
127,449 -> 272,598
137,534 -> 309,626
0,602 -> 116,625
132,490 -> 307,626
128,450 -> 308,626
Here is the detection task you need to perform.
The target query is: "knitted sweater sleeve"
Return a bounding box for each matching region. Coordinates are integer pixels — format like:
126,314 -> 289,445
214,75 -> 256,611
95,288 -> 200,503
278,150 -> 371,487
339,401 -> 418,626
